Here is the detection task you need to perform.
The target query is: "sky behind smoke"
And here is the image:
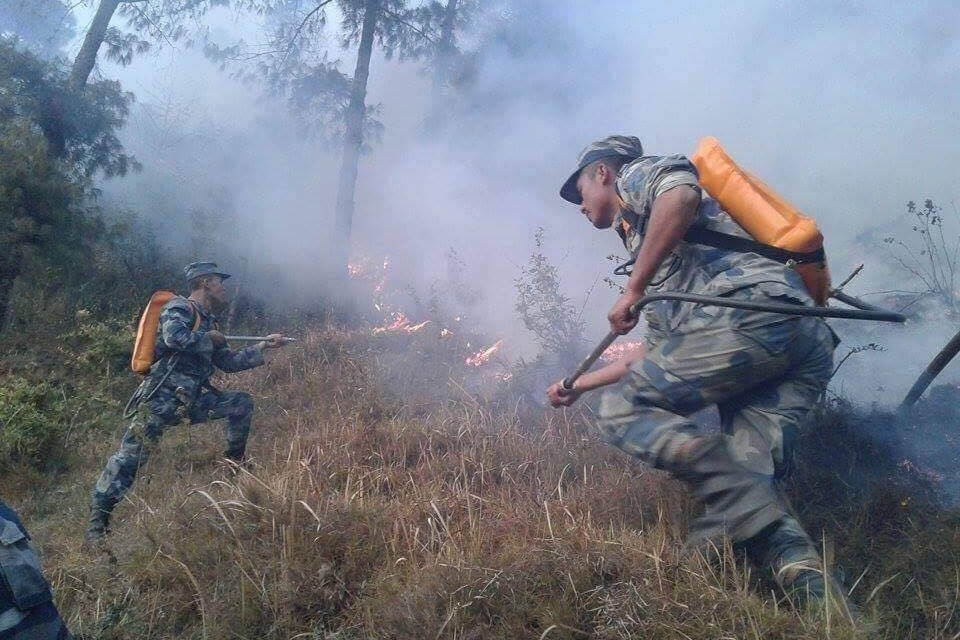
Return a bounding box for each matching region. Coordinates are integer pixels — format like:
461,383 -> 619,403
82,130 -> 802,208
68,0 -> 960,403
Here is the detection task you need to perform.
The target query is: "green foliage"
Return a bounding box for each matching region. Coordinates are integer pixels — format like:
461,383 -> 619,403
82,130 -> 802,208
3,210 -> 180,334
120,0 -> 225,48
202,0 -> 485,146
73,213 -> 180,319
0,116 -> 84,328
59,314 -> 133,375
286,62 -> 384,146
0,377 -> 73,464
102,25 -> 151,68
0,119 -> 79,260
0,36 -> 138,177
0,35 -> 152,330
0,317 -> 132,469
514,228 -> 584,356
0,0 -> 77,59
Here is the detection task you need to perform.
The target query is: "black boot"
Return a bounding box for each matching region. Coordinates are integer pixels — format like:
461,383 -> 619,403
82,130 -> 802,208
745,517 -> 860,622
83,503 -> 112,549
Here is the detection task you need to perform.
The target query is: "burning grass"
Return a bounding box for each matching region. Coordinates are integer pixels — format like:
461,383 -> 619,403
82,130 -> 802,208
3,324 -> 960,638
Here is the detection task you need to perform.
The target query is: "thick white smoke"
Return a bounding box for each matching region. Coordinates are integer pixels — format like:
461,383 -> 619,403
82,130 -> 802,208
75,0 -> 959,404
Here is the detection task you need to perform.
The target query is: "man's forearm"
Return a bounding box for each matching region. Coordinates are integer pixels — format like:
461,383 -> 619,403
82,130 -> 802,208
625,186 -> 701,295
574,350 -> 645,392
213,345 -> 265,373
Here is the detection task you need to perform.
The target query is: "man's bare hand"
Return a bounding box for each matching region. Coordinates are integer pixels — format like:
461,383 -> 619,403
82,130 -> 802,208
608,290 -> 643,335
547,380 -> 582,407
207,330 -> 227,347
258,333 -> 287,350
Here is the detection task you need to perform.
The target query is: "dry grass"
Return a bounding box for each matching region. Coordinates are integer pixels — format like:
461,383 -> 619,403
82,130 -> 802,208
2,326 -> 958,638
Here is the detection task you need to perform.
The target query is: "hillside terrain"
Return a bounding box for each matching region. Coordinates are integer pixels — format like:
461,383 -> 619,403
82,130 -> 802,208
3,310 -> 960,639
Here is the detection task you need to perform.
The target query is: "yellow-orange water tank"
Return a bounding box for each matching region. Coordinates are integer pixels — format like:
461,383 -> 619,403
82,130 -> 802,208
130,291 -> 199,374
691,137 -> 831,304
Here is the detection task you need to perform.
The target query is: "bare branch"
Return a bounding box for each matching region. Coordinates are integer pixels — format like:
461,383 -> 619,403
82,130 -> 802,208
835,263 -> 864,291
831,343 -> 885,378
128,2 -> 176,49
893,239 -> 935,283
279,0 -> 335,67
382,7 -> 437,44
891,254 -> 935,292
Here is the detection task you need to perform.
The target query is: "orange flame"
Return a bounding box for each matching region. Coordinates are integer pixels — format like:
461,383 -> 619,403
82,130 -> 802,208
372,312 -> 432,335
372,312 -> 410,334
348,255 -> 390,305
600,341 -> 646,363
405,320 -> 432,333
466,339 -> 504,367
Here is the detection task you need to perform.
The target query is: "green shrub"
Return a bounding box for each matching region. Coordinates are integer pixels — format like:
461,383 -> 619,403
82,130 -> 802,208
514,228 -> 584,357
0,377 -> 72,464
59,313 -> 133,376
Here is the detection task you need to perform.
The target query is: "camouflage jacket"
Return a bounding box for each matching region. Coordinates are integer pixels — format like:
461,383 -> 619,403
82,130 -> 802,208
146,297 -> 264,398
0,501 -> 72,638
614,154 -> 812,344
0,501 -> 50,621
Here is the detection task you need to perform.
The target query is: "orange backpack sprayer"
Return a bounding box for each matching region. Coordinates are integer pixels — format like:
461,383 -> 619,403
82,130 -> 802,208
690,137 -> 831,304
130,291 -> 200,375
124,292 -> 201,418
562,138 -> 906,390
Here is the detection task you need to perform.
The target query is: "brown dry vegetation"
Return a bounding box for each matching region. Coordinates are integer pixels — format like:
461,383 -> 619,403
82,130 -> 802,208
3,323 -> 960,639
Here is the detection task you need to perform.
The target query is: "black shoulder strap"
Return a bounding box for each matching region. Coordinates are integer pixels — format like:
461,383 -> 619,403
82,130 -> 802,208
682,225 -> 825,265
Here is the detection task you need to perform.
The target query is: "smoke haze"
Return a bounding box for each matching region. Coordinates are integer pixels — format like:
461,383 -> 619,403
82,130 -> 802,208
71,1 -> 959,404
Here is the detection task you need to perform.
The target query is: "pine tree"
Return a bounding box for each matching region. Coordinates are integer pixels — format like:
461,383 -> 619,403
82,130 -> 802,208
0,38 -> 136,327
208,0 -> 484,273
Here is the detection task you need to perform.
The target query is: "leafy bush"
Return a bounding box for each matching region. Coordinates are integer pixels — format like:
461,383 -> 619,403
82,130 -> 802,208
59,313 -> 133,376
514,228 -> 584,357
0,34 -> 140,331
0,377 -> 72,464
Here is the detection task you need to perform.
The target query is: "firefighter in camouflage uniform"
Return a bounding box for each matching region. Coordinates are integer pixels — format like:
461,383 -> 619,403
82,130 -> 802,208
547,136 -> 847,611
85,262 -> 286,545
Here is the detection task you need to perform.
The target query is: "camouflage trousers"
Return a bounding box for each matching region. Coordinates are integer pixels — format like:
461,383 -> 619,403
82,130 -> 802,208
90,388 -> 254,519
597,296 -> 835,588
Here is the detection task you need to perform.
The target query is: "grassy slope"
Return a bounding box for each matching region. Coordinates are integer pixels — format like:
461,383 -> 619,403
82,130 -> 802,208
2,324 -> 959,639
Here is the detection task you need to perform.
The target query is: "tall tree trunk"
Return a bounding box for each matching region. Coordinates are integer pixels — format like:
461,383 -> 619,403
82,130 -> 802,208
333,0 -> 380,272
436,0 -> 459,85
69,0 -> 121,91
424,0 -> 458,128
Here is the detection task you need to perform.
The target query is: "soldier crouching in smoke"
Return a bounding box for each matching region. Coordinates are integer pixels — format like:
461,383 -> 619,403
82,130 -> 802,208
84,262 -> 287,546
546,136 -> 851,614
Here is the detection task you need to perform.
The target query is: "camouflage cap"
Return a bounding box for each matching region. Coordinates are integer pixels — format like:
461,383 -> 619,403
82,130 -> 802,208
184,261 -> 231,283
559,135 -> 644,204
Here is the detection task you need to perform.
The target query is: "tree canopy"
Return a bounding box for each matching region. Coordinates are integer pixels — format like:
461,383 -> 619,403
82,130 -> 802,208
0,36 -> 141,327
